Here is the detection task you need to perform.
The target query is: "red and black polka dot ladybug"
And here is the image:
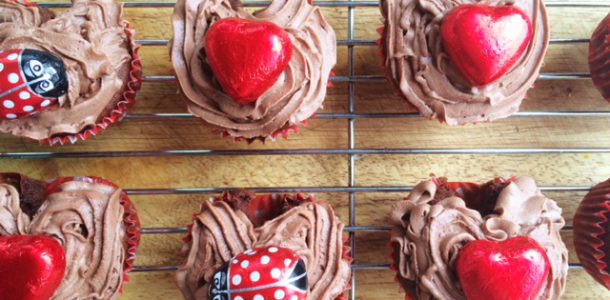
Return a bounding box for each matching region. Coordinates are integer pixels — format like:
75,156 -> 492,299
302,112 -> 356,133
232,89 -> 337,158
0,48 -> 68,120
210,246 -> 308,300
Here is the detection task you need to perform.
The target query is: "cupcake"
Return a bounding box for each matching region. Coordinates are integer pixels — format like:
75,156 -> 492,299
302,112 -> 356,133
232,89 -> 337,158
0,0 -> 142,145
380,1 -> 549,125
573,178 -> 610,290
589,13 -> 610,102
170,0 -> 336,142
176,191 -> 352,300
0,173 -> 141,299
390,177 -> 568,300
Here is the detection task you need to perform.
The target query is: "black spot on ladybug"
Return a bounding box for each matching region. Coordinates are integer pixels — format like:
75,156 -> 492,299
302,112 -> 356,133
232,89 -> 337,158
20,49 -> 68,98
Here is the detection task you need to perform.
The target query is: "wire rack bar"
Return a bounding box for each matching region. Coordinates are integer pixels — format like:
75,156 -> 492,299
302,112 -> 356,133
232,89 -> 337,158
347,1 -> 357,298
4,148 -> 610,159
120,186 -> 591,195
130,263 -> 585,273
123,111 -> 610,120
142,73 -> 591,82
124,186 -> 590,194
141,225 -> 574,234
138,38 -> 589,46
140,225 -> 394,234
37,1 -> 610,8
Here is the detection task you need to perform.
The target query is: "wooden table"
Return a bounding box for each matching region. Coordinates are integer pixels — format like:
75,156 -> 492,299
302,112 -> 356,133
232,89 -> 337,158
2,0 -> 610,299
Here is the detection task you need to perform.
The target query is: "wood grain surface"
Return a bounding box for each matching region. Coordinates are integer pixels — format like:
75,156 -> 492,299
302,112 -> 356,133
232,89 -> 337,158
2,0 -> 610,299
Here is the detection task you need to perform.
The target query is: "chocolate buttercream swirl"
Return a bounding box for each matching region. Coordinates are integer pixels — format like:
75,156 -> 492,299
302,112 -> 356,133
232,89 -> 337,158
0,178 -> 128,300
381,0 -> 549,125
0,183 -> 29,235
0,0 -> 133,140
390,177 -> 568,300
176,192 -> 351,300
171,0 -> 336,138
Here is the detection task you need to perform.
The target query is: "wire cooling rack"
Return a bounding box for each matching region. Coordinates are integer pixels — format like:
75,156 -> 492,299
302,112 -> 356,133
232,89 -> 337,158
4,1 -> 610,299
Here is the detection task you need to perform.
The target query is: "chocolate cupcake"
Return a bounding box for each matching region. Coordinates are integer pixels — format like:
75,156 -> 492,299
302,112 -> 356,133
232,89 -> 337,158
0,173 -> 140,299
390,177 -> 568,300
573,178 -> 610,290
176,191 -> 352,300
380,1 -> 549,125
589,13 -> 610,102
0,0 -> 142,145
171,0 -> 336,142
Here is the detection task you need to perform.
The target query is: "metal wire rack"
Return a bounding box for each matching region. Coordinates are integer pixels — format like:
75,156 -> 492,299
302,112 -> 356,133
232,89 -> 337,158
6,0 -> 610,299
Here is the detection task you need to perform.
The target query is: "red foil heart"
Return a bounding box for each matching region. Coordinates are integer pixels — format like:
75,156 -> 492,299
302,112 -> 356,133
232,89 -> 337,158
441,5 -> 533,86
205,18 -> 292,105
456,237 -> 550,300
0,235 -> 66,300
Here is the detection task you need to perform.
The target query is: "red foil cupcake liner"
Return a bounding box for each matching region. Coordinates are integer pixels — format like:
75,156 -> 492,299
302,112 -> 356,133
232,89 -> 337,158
42,20 -> 142,146
46,176 -> 141,293
214,117 -> 312,144
573,179 -> 610,290
183,192 -> 352,299
589,13 -> 610,102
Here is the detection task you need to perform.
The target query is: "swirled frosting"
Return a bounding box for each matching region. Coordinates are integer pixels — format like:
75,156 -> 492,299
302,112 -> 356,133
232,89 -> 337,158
0,0 -> 133,140
0,175 -> 128,300
380,0 -> 549,125
389,177 -> 568,300
170,0 -> 336,138
176,192 -> 351,300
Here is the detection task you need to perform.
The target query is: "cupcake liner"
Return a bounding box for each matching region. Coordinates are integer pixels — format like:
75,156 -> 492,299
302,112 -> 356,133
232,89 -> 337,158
45,176 -> 141,293
10,0 -> 36,6
377,26 -> 386,65
573,179 -> 610,290
41,20 -> 142,146
211,68 -> 335,144
589,13 -> 610,102
214,117 -> 310,144
183,191 -> 352,299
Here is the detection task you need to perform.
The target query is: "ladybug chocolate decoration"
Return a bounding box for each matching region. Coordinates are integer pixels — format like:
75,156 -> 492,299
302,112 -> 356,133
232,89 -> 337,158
210,246 -> 308,300
0,48 -> 68,120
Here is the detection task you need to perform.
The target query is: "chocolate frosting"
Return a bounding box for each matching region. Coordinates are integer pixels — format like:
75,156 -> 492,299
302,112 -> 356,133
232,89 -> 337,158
390,177 -> 568,300
0,0 -> 132,140
176,193 -> 351,300
170,0 -> 336,138
380,0 -> 550,125
0,179 -> 127,300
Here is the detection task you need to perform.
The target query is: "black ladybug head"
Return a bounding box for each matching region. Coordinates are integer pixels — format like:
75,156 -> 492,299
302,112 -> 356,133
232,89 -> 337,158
209,264 -> 229,300
20,49 -> 68,98
289,259 -> 308,292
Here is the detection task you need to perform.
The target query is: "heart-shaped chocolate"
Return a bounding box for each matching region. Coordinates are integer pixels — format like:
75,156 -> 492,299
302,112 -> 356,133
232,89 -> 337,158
205,18 -> 293,104
456,237 -> 551,300
441,5 -> 533,86
0,235 -> 66,300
